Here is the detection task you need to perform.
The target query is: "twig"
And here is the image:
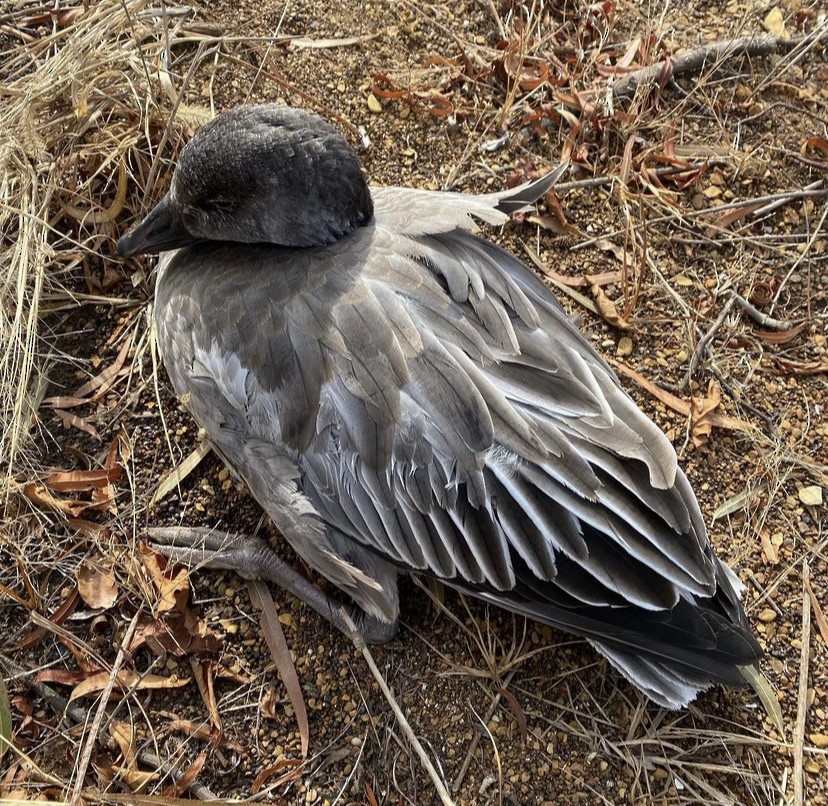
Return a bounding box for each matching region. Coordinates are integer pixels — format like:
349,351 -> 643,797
731,293 -> 793,331
793,560 -> 811,806
746,571 -> 784,619
611,31 -> 826,100
664,297 -> 737,393
341,610 -> 455,806
70,612 -> 140,806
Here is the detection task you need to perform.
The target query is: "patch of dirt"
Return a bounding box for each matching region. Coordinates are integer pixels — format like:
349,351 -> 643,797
2,1 -> 827,805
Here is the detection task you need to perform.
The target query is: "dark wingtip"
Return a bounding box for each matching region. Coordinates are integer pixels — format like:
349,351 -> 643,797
495,161 -> 570,215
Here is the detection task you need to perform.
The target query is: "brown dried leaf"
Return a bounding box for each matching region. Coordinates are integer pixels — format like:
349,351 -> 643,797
45,468 -> 121,493
252,759 -> 305,794
139,543 -> 190,614
753,321 -> 808,344
689,379 -> 722,448
73,336 -> 131,400
191,659 -> 221,734
69,670 -> 190,701
248,580 -> 309,757
590,284 -> 635,331
16,588 -> 79,651
162,750 -> 208,798
22,483 -> 88,517
52,409 -> 101,440
497,688 -> 527,741
759,527 -> 780,566
35,669 -> 88,687
608,359 -> 751,435
77,557 -> 118,609
770,357 -> 828,375
706,200 -> 766,237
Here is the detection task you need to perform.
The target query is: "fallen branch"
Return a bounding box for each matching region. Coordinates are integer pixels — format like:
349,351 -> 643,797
611,31 -> 826,99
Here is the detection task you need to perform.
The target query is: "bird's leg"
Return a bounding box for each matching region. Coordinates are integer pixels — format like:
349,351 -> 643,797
145,526 -> 399,645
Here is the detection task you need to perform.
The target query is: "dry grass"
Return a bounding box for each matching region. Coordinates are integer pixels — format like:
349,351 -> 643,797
1,0 -> 826,803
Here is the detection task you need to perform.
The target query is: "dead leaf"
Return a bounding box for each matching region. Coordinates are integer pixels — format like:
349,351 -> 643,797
248,580 -> 309,757
753,322 -> 808,344
77,557 -> 118,609
608,359 -> 751,436
191,659 -> 221,734
69,670 -> 190,701
706,200 -> 767,237
52,409 -> 101,440
497,687 -> 528,741
161,750 -> 208,798
72,336 -> 132,400
251,758 -> 306,793
139,544 -> 190,614
23,483 -> 88,517
592,239 -> 627,263
759,527 -> 780,566
769,357 -> 828,375
16,588 -> 79,651
151,440 -> 212,505
590,284 -> 635,331
45,468 -> 121,493
689,379 -> 722,448
763,6 -> 788,38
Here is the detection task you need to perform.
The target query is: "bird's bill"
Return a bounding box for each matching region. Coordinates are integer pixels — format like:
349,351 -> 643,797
117,194 -> 201,257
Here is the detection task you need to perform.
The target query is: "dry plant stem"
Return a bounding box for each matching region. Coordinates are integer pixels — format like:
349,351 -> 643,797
0,653 -> 217,800
340,610 -> 456,806
610,32 -> 825,100
731,293 -> 793,331
70,611 -> 140,806
707,363 -> 776,435
746,570 -> 784,619
793,560 -> 811,806
662,297 -> 737,394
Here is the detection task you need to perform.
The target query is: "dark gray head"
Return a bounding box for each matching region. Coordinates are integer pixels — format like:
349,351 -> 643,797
117,105 -> 374,257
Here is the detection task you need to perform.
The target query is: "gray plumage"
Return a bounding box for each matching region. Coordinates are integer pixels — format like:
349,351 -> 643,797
119,104 -> 761,708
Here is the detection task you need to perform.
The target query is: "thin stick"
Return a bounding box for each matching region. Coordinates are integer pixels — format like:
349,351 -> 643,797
732,293 -> 793,331
611,31 -> 826,100
70,612 -> 140,806
793,560 -> 811,806
341,611 -> 455,806
665,296 -> 737,393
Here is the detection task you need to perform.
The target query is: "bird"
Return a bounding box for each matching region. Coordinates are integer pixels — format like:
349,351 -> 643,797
118,103 -> 761,708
